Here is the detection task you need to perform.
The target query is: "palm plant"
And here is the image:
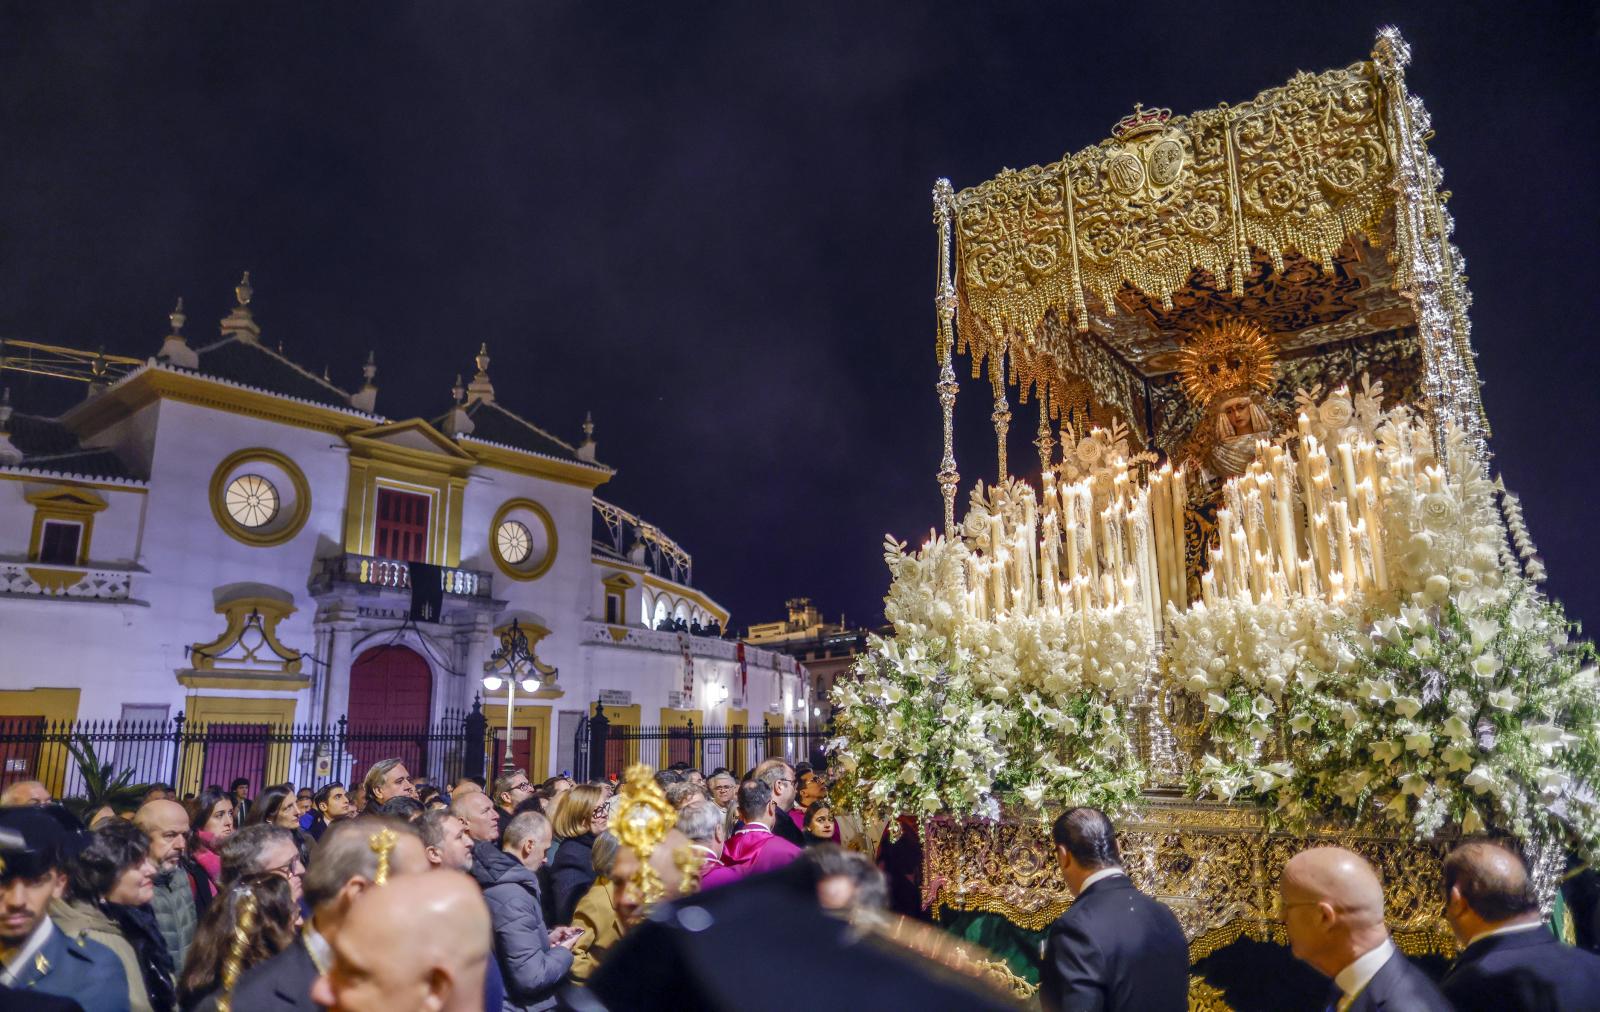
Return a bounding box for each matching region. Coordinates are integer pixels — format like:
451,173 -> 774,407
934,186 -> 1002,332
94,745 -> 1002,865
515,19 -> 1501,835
62,735 -> 151,819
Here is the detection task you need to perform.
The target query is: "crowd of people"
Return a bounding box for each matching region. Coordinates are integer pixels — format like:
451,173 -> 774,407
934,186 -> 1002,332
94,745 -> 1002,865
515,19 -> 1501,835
5,767 -> 1600,1011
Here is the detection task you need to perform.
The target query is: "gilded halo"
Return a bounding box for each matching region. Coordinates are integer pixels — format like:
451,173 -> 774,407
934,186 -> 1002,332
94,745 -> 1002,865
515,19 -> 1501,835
1177,317 -> 1279,407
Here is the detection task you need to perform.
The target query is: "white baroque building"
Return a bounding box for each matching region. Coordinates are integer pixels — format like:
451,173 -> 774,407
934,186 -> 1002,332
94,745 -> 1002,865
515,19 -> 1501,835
0,278 -> 805,790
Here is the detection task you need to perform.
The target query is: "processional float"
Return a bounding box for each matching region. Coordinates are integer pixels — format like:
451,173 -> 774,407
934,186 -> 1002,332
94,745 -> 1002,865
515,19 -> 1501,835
830,28 -> 1599,1009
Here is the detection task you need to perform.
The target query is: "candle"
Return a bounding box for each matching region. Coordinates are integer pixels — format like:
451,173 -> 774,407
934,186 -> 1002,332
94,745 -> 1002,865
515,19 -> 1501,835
1332,500 -> 1356,592
1338,441 -> 1359,501
1201,570 -> 1217,607
1298,557 -> 1315,597
1298,412 -> 1311,439
1170,469 -> 1188,608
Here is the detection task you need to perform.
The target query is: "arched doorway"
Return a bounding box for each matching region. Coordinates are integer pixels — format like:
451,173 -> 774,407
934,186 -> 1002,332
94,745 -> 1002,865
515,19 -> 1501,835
347,645 -> 432,795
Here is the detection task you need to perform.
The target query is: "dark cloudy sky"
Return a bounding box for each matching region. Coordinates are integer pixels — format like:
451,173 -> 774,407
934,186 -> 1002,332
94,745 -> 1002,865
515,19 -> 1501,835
2,2 -> 1597,633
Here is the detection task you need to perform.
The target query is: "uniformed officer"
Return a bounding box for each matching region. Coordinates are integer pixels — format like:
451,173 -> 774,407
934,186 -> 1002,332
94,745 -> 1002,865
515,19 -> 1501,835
0,805 -> 133,1011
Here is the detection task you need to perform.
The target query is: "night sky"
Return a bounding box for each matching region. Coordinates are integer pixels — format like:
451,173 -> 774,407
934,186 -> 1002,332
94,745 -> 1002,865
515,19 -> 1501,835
2,3 -> 1596,634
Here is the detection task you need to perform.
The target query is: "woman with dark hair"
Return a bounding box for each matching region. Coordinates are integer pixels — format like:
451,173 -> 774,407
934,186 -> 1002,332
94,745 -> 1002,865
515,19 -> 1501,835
802,800 -> 836,848
186,789 -> 235,891
245,785 -> 313,868
53,818 -> 176,1012
176,874 -> 298,1011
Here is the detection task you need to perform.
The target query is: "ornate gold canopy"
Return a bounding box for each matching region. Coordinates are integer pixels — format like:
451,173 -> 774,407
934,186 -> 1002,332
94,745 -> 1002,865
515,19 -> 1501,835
929,28 -> 1487,534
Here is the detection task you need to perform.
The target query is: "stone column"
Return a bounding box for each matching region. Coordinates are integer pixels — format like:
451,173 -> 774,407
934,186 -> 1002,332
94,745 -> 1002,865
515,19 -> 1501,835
322,607 -> 358,724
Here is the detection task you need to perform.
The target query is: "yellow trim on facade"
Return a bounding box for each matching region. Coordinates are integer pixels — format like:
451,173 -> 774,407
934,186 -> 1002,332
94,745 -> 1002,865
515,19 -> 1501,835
490,498 -> 559,581
641,573 -> 730,626
66,367 -> 372,440
723,708 -> 749,774
590,701 -> 641,770
0,689 -> 83,796
176,672 -> 313,691
461,440 -> 612,491
601,572 -> 634,626
26,487 -> 107,564
209,448 -> 312,547
343,424 -> 471,566
180,695 -> 298,795
188,596 -> 303,674
478,701 -> 552,784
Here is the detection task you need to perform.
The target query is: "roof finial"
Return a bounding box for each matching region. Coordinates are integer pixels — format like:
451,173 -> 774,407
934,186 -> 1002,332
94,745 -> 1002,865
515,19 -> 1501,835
577,410 -> 598,463
351,351 -> 379,413
158,297 -> 199,368
466,342 -> 495,404
220,271 -> 262,343
443,373 -> 475,437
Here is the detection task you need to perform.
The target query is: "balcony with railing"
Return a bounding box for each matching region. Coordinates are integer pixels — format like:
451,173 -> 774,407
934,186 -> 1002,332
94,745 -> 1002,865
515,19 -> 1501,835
311,553 -> 495,601
0,560 -> 137,602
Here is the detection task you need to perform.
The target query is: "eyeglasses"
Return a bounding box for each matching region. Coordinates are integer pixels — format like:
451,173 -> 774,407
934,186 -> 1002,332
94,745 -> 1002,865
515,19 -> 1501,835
264,855 -> 305,879
591,806 -> 609,819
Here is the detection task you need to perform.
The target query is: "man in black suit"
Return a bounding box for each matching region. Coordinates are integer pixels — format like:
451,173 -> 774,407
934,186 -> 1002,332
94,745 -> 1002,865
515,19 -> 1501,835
223,817 -> 427,1010
1439,839 -> 1600,1010
1039,807 -> 1187,1011
1280,846 -> 1452,1011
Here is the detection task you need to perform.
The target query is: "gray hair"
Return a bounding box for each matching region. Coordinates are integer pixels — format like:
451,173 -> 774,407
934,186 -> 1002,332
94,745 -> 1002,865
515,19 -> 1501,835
361,757 -> 406,806
303,816 -> 421,911
219,825 -> 295,884
590,831 -> 620,878
503,810 -> 551,851
675,801 -> 723,844
417,809 -> 459,852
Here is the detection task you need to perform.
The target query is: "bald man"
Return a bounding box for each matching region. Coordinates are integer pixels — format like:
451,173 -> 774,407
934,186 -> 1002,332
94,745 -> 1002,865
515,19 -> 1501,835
0,780 -> 50,807
1439,839 -> 1600,1010
136,798 -> 211,972
1280,846 -> 1451,1010
311,869 -> 491,1012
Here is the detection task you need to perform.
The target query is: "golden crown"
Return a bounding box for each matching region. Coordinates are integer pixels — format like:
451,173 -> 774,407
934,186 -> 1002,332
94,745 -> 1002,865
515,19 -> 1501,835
1177,317 -> 1278,407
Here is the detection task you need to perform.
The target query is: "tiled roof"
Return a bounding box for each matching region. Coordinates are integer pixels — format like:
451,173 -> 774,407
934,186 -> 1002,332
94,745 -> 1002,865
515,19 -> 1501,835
3,413 -> 142,481
190,337 -> 354,410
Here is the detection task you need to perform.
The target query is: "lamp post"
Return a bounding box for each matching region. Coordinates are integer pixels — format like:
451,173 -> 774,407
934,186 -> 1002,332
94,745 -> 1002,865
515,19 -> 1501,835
482,619 -> 554,775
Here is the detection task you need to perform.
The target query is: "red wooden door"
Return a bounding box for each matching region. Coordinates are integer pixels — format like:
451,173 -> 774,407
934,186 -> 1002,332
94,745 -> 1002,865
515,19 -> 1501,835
347,646 -> 432,790
374,489 -> 430,562
490,724 -> 535,778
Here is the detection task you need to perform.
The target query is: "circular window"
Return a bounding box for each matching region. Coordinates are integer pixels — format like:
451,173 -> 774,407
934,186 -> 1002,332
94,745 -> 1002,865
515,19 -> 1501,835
489,499 -> 557,581
496,520 -> 533,564
225,474 -> 280,528
209,449 -> 311,547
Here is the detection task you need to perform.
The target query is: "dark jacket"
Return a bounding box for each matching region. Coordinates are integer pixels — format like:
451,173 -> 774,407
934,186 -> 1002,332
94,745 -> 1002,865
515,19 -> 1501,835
1440,925 -> 1600,1011
220,934 -> 318,1012
574,855 -> 1018,1012
548,833 -> 597,927
1346,948 -> 1453,1012
1040,873 -> 1187,1012
107,902 -> 177,1012
0,983 -> 84,1011
770,806 -> 805,848
472,842 -> 573,1011
10,919 -> 132,1012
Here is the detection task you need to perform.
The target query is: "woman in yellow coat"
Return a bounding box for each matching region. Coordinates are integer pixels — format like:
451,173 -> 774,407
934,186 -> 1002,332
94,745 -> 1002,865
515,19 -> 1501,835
568,831 -> 626,985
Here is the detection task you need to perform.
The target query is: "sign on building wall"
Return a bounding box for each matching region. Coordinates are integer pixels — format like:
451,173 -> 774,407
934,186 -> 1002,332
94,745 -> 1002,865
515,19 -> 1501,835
598,689 -> 632,707
667,691 -> 690,709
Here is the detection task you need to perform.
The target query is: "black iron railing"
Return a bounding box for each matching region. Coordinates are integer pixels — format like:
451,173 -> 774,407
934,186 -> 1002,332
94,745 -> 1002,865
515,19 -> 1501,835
572,710 -> 827,781
0,705 -> 493,801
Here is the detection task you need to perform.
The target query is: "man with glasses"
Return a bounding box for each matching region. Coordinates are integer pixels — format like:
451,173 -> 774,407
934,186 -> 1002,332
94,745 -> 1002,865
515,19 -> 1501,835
1279,845 -> 1450,1011
219,824 -> 305,905
1040,807 -> 1186,1011
492,772 -> 535,837
753,758 -> 805,847
706,771 -> 737,817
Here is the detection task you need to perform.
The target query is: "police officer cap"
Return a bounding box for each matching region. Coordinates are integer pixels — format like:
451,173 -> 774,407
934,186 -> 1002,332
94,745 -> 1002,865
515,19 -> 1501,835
0,804 -> 87,880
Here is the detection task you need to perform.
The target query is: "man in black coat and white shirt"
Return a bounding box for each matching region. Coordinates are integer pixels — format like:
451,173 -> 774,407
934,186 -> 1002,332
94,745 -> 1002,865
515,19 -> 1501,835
1281,845 -> 1452,1011
1039,807 -> 1187,1011
1439,839 -> 1600,1011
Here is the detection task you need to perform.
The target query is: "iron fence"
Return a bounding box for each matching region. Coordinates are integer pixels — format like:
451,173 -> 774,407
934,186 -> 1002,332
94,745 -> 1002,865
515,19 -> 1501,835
0,708 -> 492,801
572,714 -> 828,782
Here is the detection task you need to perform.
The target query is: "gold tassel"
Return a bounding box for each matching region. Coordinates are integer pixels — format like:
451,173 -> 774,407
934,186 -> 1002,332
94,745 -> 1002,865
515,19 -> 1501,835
216,890 -> 258,1012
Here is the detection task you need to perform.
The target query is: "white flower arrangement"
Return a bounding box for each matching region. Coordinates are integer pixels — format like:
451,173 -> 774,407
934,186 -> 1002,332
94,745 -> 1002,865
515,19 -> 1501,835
829,534 -> 1149,825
